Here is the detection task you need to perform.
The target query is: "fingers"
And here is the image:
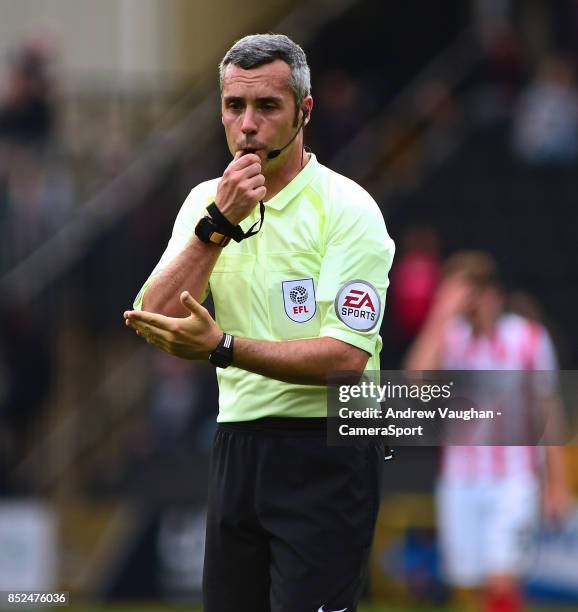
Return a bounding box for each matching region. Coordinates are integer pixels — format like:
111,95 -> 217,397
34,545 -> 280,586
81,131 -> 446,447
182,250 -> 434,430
238,161 -> 263,179
127,319 -> 172,343
180,291 -> 205,315
245,173 -> 266,190
124,309 -> 172,331
250,186 -> 267,201
242,173 -> 266,201
230,152 -> 261,172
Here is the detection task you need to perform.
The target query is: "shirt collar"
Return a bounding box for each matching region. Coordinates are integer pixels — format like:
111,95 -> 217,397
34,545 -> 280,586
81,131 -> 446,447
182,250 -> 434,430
263,152 -> 318,211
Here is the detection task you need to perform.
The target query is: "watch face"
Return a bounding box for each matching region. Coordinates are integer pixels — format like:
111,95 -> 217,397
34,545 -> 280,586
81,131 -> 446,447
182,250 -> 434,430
210,351 -> 230,368
210,231 -> 230,246
209,349 -> 232,368
195,217 -> 215,243
195,217 -> 230,247
210,334 -> 233,368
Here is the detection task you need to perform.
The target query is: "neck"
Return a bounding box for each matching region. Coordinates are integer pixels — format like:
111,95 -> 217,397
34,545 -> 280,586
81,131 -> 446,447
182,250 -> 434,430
471,316 -> 497,337
263,137 -> 309,201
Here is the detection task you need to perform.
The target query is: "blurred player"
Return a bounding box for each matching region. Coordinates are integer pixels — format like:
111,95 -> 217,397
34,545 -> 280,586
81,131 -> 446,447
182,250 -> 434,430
405,251 -> 570,612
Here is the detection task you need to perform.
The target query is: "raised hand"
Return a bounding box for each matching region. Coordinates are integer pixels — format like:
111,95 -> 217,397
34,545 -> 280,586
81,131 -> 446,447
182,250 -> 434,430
214,151 -> 266,225
430,273 -> 476,322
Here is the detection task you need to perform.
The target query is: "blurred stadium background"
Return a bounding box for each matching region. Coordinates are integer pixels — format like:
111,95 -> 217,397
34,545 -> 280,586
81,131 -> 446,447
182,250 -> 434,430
0,0 -> 577,610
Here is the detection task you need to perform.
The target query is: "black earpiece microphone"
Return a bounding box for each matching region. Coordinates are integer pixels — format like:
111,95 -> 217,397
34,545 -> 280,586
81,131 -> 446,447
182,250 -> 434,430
267,107 -> 309,160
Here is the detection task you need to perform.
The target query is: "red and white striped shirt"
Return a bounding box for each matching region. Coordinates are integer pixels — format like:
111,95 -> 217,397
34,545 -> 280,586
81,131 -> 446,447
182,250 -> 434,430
440,313 -> 557,481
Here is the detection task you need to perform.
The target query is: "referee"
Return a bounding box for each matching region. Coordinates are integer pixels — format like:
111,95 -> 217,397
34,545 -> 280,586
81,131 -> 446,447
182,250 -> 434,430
124,34 -> 395,612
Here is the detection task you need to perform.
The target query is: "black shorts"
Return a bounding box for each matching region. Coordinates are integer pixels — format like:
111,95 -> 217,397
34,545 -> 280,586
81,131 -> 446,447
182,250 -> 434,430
202,417 -> 385,612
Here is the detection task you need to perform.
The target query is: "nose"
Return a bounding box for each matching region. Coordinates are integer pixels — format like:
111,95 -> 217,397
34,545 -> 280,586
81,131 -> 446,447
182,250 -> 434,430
241,107 -> 258,135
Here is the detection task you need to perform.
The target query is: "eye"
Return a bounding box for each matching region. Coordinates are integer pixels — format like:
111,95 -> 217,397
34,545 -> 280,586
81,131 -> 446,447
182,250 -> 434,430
260,102 -> 278,111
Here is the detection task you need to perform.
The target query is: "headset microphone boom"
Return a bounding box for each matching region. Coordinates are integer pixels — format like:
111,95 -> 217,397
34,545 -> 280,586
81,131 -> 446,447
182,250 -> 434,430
266,107 -> 309,160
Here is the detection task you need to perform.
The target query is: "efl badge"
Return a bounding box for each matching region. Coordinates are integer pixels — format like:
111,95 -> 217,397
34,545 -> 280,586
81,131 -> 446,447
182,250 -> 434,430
282,278 -> 316,323
335,280 -> 381,331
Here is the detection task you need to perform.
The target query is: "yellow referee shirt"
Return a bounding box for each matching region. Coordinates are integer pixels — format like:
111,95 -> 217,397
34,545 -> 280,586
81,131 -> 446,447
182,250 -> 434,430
134,154 -> 395,422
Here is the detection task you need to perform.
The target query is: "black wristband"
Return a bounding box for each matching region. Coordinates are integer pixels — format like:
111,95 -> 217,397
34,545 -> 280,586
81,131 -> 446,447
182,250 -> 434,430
207,203 -> 245,242
209,333 -> 234,368
207,201 -> 265,242
195,216 -> 231,246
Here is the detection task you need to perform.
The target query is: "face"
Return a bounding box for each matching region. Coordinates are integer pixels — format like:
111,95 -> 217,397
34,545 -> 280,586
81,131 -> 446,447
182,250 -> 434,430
466,285 -> 503,326
221,59 -> 308,164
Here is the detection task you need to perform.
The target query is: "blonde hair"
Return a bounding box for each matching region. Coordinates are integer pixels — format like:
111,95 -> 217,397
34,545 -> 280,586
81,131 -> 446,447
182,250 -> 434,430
443,251 -> 499,288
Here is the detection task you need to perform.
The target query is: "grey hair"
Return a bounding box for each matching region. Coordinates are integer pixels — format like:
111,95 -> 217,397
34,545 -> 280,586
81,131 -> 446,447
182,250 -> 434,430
219,34 -> 311,108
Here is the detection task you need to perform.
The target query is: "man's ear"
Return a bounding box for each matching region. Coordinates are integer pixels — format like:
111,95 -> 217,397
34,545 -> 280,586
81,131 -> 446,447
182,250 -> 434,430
303,96 -> 313,125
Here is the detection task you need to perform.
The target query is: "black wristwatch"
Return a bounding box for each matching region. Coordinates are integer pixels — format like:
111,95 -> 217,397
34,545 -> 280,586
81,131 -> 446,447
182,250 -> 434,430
209,333 -> 234,368
195,216 -> 231,247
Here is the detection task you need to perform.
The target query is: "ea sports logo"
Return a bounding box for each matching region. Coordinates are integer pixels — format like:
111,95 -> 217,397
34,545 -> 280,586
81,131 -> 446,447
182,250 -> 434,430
342,289 -> 375,311
335,280 -> 381,331
289,286 -> 308,305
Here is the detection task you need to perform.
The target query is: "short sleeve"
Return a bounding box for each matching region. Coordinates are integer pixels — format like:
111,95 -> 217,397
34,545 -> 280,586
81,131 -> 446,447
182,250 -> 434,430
534,327 -> 558,370
133,183 -> 214,310
317,195 -> 395,354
